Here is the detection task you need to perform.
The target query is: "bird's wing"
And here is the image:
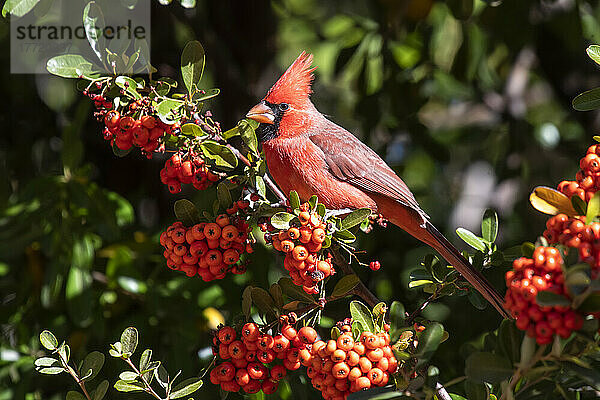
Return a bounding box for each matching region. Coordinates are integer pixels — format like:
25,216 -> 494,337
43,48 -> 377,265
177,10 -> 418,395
309,123 -> 428,219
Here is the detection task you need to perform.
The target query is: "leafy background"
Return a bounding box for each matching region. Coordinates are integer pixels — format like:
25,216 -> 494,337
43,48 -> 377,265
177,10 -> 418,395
2,0 -> 600,398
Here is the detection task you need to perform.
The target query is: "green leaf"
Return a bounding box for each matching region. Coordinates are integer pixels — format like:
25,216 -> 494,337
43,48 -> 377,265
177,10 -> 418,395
389,301 -> 405,338
331,275 -> 360,298
465,352 -> 513,384
587,45 -> 600,65
333,229 -> 356,243
254,175 -> 266,199
66,391 -> 86,400
171,377 -> 203,399
536,291 -> 571,307
192,88 -> 220,102
2,0 -> 40,17
34,357 -> 59,367
114,380 -> 145,392
278,277 -> 316,303
92,380 -> 109,400
481,209 -> 498,243
40,330 -> 58,350
587,191 -> 600,224
464,381 -> 488,400
415,322 -> 444,367
181,41 -> 205,95
242,286 -> 253,319
351,320 -> 363,341
269,283 -> 284,309
498,320 -> 521,366
200,142 -> 238,170
372,302 -> 387,332
349,300 -> 375,333
174,199 -> 201,227
572,195 -> 587,216
578,292 -> 600,313
341,208 -> 371,230
46,55 -> 99,79
115,76 -> 142,100
65,267 -> 93,327
216,182 -> 232,210
83,2 -> 106,63
447,0 -> 473,20
270,212 -> 296,230
36,363 -> 64,374
139,349 -> 152,372
251,287 -> 276,317
181,123 -> 206,138
573,87 -> 600,111
120,327 -> 138,356
239,120 -> 258,154
456,228 -> 486,252
289,191 -> 301,210
119,371 -> 138,381
156,99 -> 184,124
80,351 -> 104,381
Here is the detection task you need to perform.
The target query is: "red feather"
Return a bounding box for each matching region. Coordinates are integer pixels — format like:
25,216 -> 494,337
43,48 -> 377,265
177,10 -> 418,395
264,51 -> 316,107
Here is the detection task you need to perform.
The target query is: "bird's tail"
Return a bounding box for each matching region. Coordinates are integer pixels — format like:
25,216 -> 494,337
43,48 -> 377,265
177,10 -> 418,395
424,222 -> 511,319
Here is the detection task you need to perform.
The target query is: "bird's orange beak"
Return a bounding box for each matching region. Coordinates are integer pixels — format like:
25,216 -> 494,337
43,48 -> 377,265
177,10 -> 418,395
246,102 -> 275,125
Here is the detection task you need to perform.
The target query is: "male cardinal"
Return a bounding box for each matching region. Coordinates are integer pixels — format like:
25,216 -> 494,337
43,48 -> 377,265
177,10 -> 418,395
246,52 -> 509,318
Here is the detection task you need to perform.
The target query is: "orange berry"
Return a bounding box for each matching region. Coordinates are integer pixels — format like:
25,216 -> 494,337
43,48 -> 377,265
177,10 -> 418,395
331,362 -> 350,378
311,228 -> 326,244
280,240 -> 295,253
221,225 -> 239,241
292,245 -> 309,261
298,326 -> 318,344
298,211 -> 310,225
204,223 -> 222,240
215,214 -> 230,227
368,368 -> 384,385
287,227 -> 300,239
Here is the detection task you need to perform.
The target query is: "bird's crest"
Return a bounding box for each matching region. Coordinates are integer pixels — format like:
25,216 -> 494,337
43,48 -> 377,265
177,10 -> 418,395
264,51 -> 316,106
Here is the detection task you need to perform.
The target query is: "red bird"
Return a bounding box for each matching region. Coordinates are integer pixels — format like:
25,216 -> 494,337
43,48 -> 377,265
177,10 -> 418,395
246,52 -> 509,318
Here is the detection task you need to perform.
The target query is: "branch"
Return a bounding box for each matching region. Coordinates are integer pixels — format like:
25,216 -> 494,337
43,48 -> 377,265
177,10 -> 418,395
332,249 -> 381,308
225,144 -> 288,204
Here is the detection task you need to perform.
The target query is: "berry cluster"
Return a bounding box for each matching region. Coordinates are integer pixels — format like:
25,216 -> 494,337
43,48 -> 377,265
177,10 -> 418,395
557,144 -> 600,202
159,152 -> 219,193
159,206 -> 252,281
543,214 -> 600,273
504,247 -> 583,344
209,323 -> 317,394
304,324 -> 397,399
265,204 -> 335,294
103,109 -> 174,158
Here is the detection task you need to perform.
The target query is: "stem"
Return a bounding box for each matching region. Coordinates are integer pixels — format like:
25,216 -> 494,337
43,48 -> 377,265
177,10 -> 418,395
56,349 -> 92,400
125,358 -> 164,400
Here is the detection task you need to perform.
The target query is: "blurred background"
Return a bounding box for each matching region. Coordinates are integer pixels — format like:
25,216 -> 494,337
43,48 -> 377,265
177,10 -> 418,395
2,0 -> 600,398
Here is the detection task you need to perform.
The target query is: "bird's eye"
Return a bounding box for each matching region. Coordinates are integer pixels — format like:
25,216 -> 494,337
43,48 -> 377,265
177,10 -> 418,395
279,103 -> 289,112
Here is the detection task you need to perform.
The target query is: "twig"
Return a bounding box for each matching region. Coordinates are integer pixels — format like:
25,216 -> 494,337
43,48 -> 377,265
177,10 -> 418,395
332,249 -> 381,307
435,382 -> 453,400
56,349 -> 92,400
406,292 -> 438,325
125,358 -> 164,400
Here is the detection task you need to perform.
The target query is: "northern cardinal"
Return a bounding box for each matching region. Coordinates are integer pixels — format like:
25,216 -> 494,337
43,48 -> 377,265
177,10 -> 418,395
246,52 -> 509,318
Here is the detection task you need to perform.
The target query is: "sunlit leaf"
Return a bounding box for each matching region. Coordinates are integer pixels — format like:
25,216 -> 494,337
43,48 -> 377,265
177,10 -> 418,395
529,186 -> 577,216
